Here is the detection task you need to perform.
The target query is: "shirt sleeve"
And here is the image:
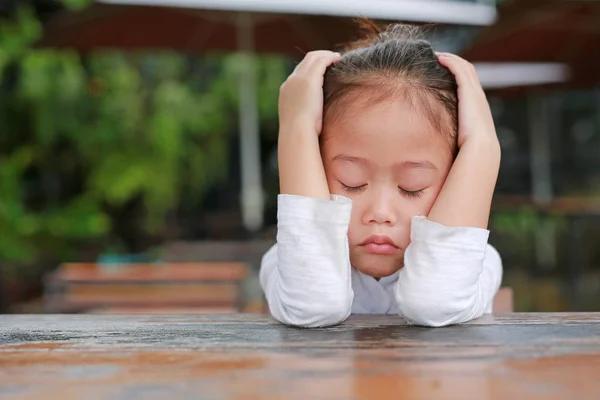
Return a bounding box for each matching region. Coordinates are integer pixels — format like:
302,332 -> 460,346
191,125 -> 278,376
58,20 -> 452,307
259,194 -> 354,328
394,216 -> 503,327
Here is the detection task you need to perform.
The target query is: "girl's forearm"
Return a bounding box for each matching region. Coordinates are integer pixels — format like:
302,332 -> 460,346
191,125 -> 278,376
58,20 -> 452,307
278,129 -> 330,200
427,137 -> 501,229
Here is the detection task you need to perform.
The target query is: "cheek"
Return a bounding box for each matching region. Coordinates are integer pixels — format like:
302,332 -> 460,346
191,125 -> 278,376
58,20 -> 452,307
410,169 -> 450,216
347,196 -> 365,225
346,198 -> 366,240
410,183 -> 444,219
420,188 -> 441,215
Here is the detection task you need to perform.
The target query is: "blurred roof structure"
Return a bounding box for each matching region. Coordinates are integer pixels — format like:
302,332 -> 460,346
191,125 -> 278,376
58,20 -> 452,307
463,0 -> 600,90
97,0 -> 497,25
38,0 -> 497,56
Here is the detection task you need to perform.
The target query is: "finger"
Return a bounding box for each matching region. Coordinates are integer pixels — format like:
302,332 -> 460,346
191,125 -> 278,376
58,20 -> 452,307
297,51 -> 340,77
436,52 -> 475,82
306,53 -> 341,78
436,52 -> 482,89
444,53 -> 480,85
442,53 -> 481,89
296,51 -> 341,76
293,51 -> 335,73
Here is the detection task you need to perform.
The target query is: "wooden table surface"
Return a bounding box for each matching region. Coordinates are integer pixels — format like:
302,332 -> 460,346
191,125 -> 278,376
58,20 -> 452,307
1,313 -> 600,399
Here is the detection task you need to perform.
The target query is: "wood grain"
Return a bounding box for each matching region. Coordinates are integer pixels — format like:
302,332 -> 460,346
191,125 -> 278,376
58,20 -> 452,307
1,314 -> 599,399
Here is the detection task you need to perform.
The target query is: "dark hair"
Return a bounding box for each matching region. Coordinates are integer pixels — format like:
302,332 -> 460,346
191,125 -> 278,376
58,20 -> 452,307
323,20 -> 458,155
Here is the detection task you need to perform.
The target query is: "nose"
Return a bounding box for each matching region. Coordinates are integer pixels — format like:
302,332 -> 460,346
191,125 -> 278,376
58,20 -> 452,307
362,187 -> 398,226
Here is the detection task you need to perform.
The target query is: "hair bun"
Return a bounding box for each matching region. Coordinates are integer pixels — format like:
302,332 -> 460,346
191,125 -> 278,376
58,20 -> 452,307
341,19 -> 431,52
342,17 -> 385,51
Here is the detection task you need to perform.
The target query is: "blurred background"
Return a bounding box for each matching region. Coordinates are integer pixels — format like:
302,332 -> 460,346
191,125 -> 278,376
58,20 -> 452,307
0,0 -> 599,315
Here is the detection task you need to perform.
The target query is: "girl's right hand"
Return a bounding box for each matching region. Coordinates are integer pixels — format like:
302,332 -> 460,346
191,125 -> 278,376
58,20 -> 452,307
278,51 -> 341,136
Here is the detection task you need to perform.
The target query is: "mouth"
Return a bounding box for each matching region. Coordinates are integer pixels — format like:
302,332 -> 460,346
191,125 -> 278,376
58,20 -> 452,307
359,235 -> 400,255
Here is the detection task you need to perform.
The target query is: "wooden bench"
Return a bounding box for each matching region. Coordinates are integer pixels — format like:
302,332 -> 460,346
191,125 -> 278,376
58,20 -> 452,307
44,262 -> 249,314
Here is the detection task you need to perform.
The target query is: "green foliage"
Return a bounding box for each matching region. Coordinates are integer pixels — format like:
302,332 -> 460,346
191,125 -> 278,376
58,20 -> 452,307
0,4 -> 287,265
490,208 -> 567,270
0,6 -> 41,69
492,209 -> 566,240
62,0 -> 93,11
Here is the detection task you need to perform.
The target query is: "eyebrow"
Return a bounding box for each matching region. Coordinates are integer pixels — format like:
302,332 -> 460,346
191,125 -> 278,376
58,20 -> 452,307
331,155 -> 372,166
331,155 -> 437,170
400,161 -> 437,170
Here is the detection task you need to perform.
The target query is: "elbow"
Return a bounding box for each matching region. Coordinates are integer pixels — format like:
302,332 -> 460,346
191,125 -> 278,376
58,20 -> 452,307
399,299 -> 470,328
270,296 -> 352,328
297,303 -> 351,328
395,286 -> 480,328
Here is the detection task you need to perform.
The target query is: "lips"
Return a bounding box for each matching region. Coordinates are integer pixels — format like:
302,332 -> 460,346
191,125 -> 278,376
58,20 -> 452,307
359,235 -> 400,255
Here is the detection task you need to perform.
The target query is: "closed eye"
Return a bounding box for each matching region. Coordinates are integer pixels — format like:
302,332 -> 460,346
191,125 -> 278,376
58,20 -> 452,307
341,182 -> 367,193
400,188 -> 425,198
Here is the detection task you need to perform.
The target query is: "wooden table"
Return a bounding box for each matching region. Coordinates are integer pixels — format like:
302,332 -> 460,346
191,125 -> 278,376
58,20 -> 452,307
1,314 -> 600,399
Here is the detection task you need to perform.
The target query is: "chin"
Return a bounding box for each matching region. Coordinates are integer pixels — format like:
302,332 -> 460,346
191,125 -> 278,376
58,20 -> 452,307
351,253 -> 404,278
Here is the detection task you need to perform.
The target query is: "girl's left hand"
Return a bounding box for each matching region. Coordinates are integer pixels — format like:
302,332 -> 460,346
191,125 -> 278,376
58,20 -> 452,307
436,52 -> 498,149
427,52 -> 500,229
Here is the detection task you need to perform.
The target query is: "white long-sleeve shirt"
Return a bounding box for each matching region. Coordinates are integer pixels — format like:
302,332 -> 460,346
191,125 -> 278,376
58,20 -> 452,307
259,194 -> 503,328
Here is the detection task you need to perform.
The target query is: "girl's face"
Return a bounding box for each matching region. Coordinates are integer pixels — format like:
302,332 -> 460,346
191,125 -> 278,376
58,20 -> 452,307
322,96 -> 454,278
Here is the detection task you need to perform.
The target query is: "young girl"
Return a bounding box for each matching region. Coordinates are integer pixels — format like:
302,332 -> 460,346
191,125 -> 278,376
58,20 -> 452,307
259,23 -> 503,328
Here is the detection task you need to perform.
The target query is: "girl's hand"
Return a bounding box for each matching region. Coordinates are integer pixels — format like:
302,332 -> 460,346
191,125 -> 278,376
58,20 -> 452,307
436,52 -> 498,150
277,51 -> 339,199
427,53 -> 500,229
278,51 -> 341,136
